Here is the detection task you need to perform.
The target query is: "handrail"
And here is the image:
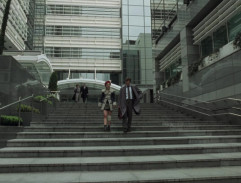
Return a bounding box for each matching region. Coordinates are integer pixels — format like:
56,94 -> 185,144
160,99 -> 241,120
160,95 -> 213,112
159,92 -> 241,106
0,93 -> 58,127
0,95 -> 34,111
159,92 -> 210,104
0,94 -> 34,127
159,99 -> 212,117
158,93 -> 238,112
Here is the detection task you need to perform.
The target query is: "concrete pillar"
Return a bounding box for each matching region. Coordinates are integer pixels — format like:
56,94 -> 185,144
180,27 -> 200,93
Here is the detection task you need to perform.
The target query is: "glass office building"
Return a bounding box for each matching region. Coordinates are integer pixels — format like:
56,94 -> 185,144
122,0 -> 153,86
152,0 -> 241,101
0,0 -> 33,51
33,0 -> 122,82
32,0 -> 154,86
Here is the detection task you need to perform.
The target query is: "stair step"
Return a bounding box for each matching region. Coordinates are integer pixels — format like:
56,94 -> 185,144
23,125 -> 241,132
0,166 -> 241,183
1,102 -> 240,182
15,130 -> 241,139
0,153 -> 240,173
7,135 -> 241,147
1,143 -> 241,158
31,121 -> 228,126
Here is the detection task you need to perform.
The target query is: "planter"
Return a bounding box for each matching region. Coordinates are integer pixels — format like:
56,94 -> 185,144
33,102 -> 41,111
33,102 -> 48,116
20,112 -> 32,126
0,115 -> 23,126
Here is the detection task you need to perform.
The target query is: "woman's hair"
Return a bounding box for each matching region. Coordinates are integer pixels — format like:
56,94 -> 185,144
105,81 -> 111,86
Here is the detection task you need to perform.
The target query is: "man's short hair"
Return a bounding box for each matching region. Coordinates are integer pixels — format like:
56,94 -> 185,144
125,77 -> 131,82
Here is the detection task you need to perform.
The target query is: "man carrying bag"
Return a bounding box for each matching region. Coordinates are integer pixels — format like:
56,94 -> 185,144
118,77 -> 142,133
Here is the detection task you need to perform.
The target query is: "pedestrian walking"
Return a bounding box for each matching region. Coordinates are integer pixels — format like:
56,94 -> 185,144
73,84 -> 80,102
118,77 -> 142,133
81,84 -> 88,104
98,81 -> 117,131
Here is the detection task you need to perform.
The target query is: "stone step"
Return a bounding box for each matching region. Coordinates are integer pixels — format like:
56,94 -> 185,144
47,115 -> 193,118
0,127 -> 23,133
0,132 -> 18,140
14,130 -> 241,139
48,115 -> 188,118
1,166 -> 240,183
1,143 -> 241,158
7,135 -> 241,147
53,108 -> 172,111
43,118 -> 205,123
0,153 -> 240,173
23,125 -> 241,132
0,140 -> 7,148
30,121 -> 229,127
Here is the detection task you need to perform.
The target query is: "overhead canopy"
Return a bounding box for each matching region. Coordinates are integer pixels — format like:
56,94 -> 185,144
4,51 -> 53,86
58,79 -> 121,93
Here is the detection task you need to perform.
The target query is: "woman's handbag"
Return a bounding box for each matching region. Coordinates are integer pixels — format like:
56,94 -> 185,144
72,93 -> 76,101
118,107 -> 122,120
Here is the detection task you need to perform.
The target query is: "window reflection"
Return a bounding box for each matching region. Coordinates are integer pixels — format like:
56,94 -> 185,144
122,0 -> 153,85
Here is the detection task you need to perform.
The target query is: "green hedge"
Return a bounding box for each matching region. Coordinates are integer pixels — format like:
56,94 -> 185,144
34,96 -> 53,105
17,104 -> 40,114
0,115 -> 23,126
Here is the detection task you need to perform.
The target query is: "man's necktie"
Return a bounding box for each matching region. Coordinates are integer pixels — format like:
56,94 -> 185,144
128,86 -> 131,99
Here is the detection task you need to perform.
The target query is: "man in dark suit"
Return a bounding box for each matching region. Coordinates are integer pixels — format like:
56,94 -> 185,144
118,77 -> 142,133
81,84 -> 88,104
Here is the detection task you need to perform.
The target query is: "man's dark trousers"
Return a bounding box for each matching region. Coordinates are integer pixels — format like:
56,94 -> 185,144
123,99 -> 133,131
82,97 -> 87,103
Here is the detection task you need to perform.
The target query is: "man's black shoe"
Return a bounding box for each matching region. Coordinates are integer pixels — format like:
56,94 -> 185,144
123,128 -> 128,133
127,128 -> 132,132
107,125 -> 111,131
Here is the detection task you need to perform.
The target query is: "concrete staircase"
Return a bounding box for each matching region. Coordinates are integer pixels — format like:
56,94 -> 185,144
1,102 -> 241,182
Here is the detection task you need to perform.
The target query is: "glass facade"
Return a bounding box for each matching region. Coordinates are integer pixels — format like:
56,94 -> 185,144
45,26 -> 120,38
213,25 -> 228,51
164,59 -> 182,81
122,0 -> 153,86
25,0 -> 36,50
200,12 -> 241,58
40,1 -> 121,75
46,5 -> 120,17
201,36 -> 213,58
0,56 -> 47,106
33,0 -> 45,52
151,0 -> 181,42
228,12 -> 241,42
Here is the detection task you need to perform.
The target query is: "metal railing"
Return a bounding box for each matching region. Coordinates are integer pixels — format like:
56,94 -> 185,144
0,94 -> 58,127
155,92 -> 241,123
0,95 -> 34,126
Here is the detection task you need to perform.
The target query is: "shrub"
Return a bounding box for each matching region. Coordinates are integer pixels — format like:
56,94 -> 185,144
34,96 -> 53,105
48,72 -> 58,92
17,104 -> 40,114
165,72 -> 182,88
0,115 -> 23,126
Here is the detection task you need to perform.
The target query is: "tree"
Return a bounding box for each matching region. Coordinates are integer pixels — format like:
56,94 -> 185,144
48,72 -> 58,92
0,0 -> 12,55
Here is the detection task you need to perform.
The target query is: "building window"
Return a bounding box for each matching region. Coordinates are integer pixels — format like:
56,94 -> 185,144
213,25 -> 228,51
164,59 -> 182,81
201,36 -> 213,58
228,12 -> 241,42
